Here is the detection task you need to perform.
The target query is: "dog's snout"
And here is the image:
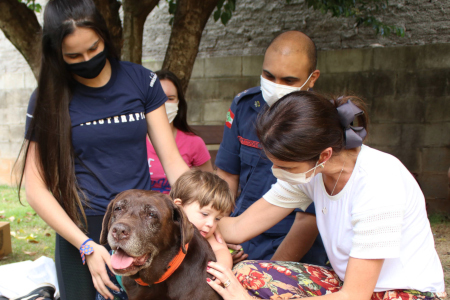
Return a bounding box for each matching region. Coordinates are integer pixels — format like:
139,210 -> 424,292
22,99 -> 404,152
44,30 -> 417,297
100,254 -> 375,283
111,223 -> 131,242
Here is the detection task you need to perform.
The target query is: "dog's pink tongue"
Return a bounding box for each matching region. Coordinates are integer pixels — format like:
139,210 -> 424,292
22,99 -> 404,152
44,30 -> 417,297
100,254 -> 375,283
111,249 -> 134,270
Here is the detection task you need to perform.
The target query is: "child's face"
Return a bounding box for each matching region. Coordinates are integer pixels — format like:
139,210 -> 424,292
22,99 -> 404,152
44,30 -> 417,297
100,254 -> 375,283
180,201 -> 226,239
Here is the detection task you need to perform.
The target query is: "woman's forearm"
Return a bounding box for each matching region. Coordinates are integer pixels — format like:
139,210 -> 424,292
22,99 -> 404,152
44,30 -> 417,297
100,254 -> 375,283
25,143 -> 88,249
219,198 -> 294,244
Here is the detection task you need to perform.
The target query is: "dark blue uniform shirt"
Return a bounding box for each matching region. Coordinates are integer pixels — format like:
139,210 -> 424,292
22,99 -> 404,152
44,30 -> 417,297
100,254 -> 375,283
215,87 -> 328,266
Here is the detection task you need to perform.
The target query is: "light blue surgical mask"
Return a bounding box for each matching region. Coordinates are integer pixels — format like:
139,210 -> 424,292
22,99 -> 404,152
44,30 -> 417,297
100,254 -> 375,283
260,72 -> 314,106
271,160 -> 325,185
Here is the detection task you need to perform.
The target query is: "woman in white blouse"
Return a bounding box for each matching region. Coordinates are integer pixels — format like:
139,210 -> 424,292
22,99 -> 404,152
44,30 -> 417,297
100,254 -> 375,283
207,91 -> 446,300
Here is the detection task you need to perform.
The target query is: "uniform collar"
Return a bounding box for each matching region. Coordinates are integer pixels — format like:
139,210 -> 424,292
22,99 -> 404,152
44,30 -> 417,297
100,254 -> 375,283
250,91 -> 267,113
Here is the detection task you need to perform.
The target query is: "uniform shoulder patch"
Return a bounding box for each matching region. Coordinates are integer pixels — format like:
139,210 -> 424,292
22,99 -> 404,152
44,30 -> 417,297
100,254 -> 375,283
233,86 -> 261,104
225,108 -> 235,128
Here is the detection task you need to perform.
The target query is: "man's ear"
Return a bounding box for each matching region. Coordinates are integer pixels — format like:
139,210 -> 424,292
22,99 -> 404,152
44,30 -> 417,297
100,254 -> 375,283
173,198 -> 183,206
308,69 -> 320,89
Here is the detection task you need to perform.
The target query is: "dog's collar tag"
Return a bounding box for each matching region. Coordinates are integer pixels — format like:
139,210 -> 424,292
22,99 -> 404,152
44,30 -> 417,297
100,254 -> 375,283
135,243 -> 189,286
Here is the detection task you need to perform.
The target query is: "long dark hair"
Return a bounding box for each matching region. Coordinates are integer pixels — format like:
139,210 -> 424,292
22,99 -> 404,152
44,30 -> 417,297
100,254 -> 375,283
156,69 -> 196,135
256,91 -> 369,162
17,0 -> 119,229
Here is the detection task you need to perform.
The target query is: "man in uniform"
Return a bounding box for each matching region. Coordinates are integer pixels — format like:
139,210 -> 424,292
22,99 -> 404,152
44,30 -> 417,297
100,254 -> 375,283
215,31 -> 327,265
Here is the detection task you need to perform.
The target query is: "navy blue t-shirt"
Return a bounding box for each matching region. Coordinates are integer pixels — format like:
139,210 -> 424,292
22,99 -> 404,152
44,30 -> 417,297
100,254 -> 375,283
25,60 -> 167,215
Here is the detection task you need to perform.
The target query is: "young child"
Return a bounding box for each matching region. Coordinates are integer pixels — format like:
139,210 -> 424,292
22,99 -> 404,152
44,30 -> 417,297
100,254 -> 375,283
169,169 -> 234,269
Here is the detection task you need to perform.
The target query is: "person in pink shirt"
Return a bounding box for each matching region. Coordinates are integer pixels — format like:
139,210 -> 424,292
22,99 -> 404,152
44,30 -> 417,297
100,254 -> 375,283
147,70 -> 213,194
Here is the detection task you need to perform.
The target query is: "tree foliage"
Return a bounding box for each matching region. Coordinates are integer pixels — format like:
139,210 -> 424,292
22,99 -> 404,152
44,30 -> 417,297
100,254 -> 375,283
18,0 -> 41,12
290,0 -> 405,36
5,0 -> 405,90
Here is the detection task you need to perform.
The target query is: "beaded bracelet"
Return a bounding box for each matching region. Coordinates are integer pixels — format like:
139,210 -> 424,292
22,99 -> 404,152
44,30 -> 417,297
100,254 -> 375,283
79,238 -> 94,265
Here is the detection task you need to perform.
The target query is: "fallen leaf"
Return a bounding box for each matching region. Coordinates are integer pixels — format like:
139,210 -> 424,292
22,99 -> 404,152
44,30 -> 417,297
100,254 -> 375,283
10,231 -> 16,237
17,218 -> 21,224
437,238 -> 447,242
8,216 -> 15,222
19,229 -> 25,233
0,210 -> 4,213
23,251 -> 37,256
45,233 -> 51,237
0,215 -> 5,219
17,236 -> 27,240
26,212 -> 35,216
28,240 -> 39,244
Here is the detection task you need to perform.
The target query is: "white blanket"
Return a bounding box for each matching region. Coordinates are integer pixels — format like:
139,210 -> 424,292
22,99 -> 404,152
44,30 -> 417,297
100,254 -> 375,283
0,256 -> 59,298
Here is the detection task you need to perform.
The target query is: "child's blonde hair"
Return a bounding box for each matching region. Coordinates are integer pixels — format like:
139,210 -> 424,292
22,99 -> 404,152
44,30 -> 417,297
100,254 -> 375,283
170,169 -> 234,214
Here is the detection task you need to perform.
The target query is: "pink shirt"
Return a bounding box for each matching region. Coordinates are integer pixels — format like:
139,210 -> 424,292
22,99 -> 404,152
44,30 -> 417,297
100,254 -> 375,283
147,130 -> 211,194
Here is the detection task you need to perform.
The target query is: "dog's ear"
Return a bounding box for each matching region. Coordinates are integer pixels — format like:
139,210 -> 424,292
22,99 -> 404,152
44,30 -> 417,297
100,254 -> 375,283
172,203 -> 194,254
99,195 -> 118,245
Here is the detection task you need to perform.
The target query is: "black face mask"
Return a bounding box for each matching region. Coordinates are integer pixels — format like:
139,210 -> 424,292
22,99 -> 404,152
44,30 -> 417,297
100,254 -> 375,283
65,48 -> 107,79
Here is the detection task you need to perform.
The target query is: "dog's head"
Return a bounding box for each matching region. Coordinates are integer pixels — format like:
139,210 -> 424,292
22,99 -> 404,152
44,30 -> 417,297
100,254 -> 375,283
100,189 -> 194,276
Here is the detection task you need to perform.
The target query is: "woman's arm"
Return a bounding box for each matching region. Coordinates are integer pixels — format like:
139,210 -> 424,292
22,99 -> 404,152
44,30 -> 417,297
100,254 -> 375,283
197,160 -> 214,172
319,257 -> 384,300
24,142 -> 119,299
219,198 -> 294,244
271,211 -> 318,261
146,105 -> 189,185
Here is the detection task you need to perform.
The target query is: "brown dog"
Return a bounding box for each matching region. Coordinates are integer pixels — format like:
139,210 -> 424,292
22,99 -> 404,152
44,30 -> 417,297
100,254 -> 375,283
100,189 -> 222,300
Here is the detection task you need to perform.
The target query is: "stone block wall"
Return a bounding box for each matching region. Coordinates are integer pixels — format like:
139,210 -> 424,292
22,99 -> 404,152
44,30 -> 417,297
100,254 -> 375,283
0,72 -> 36,185
142,43 -> 450,207
0,43 -> 449,209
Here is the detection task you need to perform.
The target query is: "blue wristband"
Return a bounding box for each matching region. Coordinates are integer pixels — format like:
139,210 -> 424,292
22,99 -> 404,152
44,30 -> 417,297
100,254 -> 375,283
79,238 -> 94,265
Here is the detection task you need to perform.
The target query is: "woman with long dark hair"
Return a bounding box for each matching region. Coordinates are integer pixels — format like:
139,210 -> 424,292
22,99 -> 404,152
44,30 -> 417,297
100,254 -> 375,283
19,0 -> 188,299
205,91 -> 446,300
146,70 -> 213,194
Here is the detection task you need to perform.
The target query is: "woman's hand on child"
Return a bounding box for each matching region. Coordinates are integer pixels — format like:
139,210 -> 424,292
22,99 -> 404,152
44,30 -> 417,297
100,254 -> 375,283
206,261 -> 254,300
227,244 -> 248,265
85,243 -> 120,299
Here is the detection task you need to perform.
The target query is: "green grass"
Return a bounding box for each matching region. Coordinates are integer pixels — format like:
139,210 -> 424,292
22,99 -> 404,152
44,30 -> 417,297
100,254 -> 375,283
0,185 -> 55,266
428,213 -> 450,225
0,185 -> 449,268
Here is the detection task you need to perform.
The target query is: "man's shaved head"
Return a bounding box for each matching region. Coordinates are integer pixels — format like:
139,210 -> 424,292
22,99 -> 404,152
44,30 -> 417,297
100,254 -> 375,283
265,31 -> 317,74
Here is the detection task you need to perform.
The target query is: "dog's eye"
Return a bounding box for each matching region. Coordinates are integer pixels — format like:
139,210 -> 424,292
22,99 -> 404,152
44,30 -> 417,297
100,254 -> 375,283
114,206 -> 122,211
148,212 -> 155,218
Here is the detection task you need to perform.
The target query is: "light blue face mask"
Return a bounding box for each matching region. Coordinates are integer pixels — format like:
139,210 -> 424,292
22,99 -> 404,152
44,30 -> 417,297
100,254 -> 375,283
271,160 -> 325,185
260,72 -> 314,107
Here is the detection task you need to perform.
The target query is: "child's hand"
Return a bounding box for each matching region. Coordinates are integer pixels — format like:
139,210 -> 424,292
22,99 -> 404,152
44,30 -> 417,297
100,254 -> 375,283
226,244 -> 248,265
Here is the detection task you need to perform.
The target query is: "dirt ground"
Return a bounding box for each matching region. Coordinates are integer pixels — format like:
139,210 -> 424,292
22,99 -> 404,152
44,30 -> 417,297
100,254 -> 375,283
432,223 -> 450,296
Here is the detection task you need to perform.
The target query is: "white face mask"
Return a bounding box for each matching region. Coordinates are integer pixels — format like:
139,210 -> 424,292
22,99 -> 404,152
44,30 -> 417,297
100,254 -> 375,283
165,102 -> 178,124
260,72 -> 314,107
271,161 -> 325,185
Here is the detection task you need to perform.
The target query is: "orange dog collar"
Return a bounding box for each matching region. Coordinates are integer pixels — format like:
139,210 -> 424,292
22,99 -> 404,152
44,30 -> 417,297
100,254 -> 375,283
135,243 -> 189,286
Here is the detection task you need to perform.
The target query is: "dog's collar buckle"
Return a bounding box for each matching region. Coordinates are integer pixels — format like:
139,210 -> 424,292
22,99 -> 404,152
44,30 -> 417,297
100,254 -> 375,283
135,243 -> 189,286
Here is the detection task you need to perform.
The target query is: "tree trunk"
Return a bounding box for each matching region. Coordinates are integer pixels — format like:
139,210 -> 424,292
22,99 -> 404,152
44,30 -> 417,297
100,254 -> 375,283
122,0 -> 160,64
162,0 -> 219,93
92,0 -> 123,57
0,0 -> 42,79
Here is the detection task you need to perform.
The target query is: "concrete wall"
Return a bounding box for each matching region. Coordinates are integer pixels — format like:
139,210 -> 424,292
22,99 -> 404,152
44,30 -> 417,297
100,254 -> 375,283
142,43 -> 450,208
0,0 -> 449,209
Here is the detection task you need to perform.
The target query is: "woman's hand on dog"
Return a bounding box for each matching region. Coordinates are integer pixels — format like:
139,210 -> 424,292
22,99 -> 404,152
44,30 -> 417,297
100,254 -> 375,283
206,261 -> 255,300
85,242 -> 120,299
